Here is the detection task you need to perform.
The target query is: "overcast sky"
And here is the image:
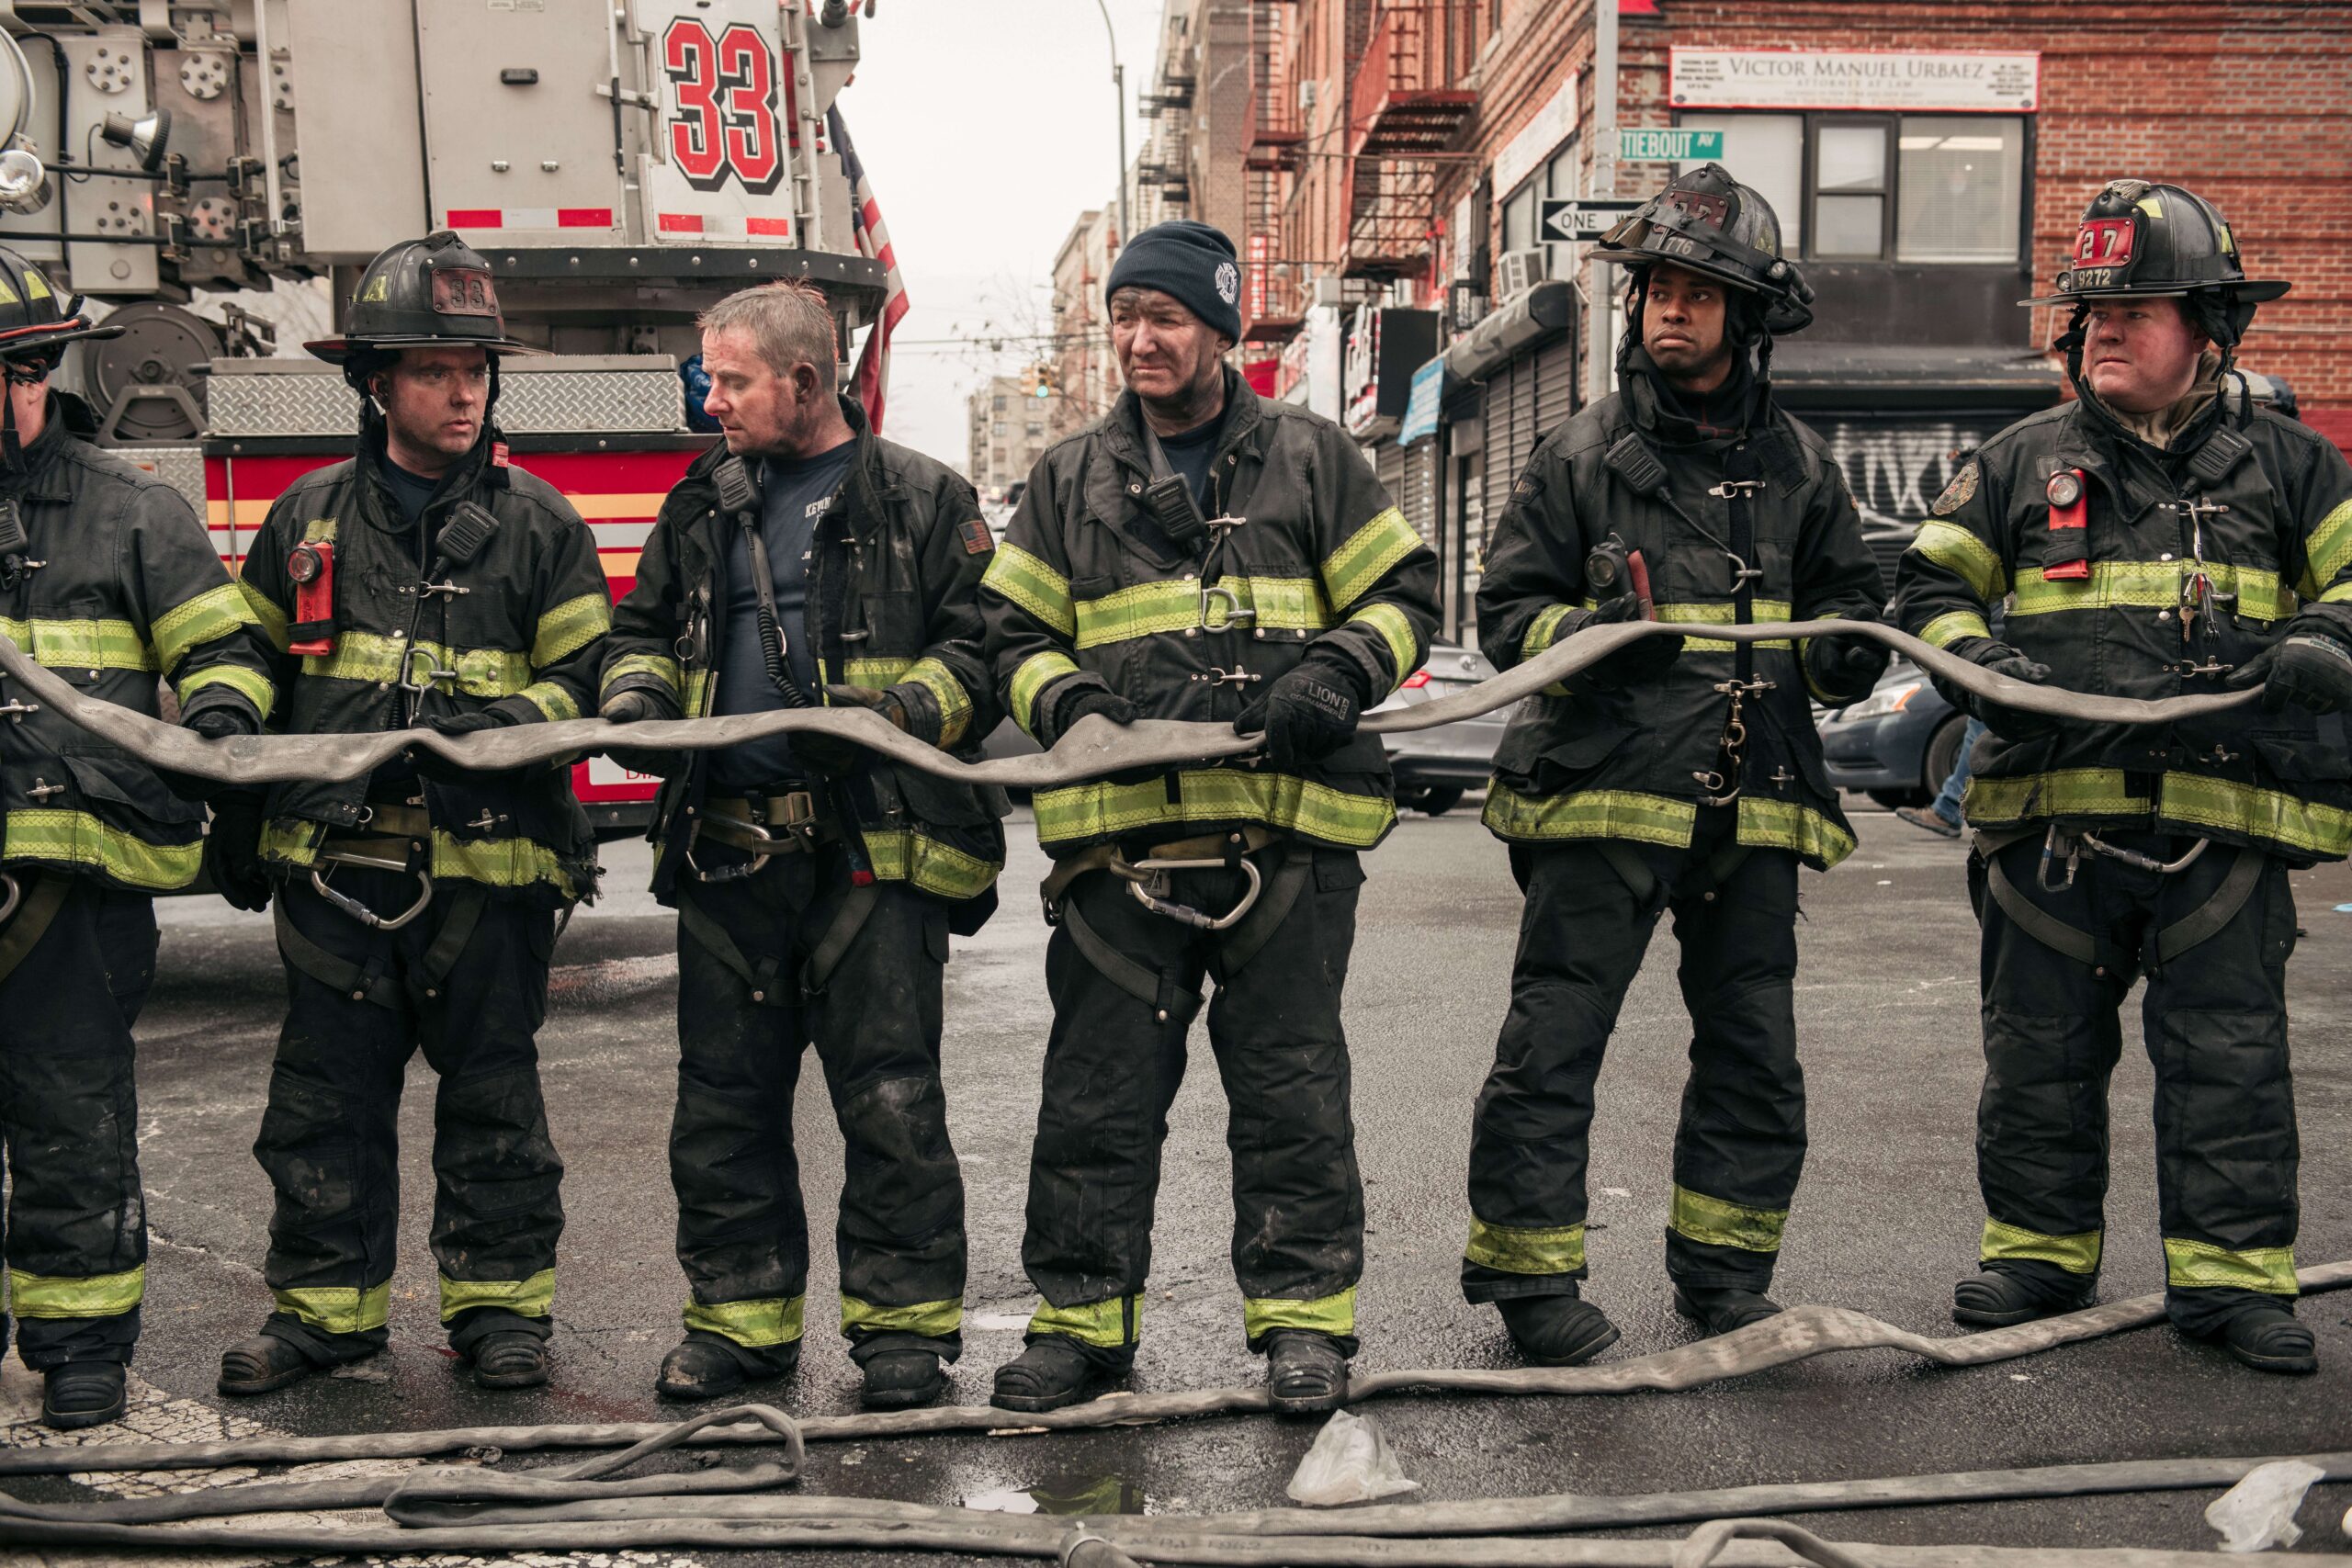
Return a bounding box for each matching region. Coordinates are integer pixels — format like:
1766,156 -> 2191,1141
839,0 -> 1162,470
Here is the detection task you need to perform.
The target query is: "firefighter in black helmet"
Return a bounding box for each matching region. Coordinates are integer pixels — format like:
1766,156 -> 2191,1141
1462,165 -> 1887,1363
1895,180 -> 2350,1374
214,232 -> 612,1396
0,245 -> 277,1427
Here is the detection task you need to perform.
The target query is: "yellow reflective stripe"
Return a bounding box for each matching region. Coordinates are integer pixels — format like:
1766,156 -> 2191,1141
860,827 -> 1001,900
1481,783 -> 1698,849
1320,505 -> 1419,612
0,615 -> 156,672
1522,603 -> 1576,660
1243,1287 -> 1355,1340
1349,601 -> 1418,691
301,516 -> 339,544
603,651 -> 684,700
1795,608 -> 1839,702
258,817 -> 327,869
274,1281 -> 391,1336
1909,519 -> 2007,603
2301,497 -> 2352,597
2159,772 -> 2352,858
684,1293 -> 806,1348
841,1294 -> 964,1337
7,1264 -> 145,1318
1010,650 -> 1081,736
1657,598 -> 1795,654
1963,768 -> 2148,824
1032,769 -> 1395,850
902,655 -> 974,749
686,666 -> 713,716
1669,1183 -> 1787,1254
1464,1218 -> 1586,1275
237,577 -> 292,652
1028,1293 -> 1141,1348
2164,1236 -> 2297,1295
1071,575 -> 1330,649
176,662 -> 277,721
982,542 -> 1077,637
430,829 -> 579,897
439,1268 -> 555,1324
1736,796 -> 1857,869
150,581 -> 259,671
303,634 -> 533,697
1917,610 -> 1991,650
1981,1217 -> 2102,1276
842,656 -> 915,686
2010,560 -> 2295,623
516,680 -> 580,722
4,809 -> 202,891
531,592 -> 612,668
2323,581 -> 2352,605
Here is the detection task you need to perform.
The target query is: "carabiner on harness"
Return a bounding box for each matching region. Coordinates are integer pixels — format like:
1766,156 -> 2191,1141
1115,855 -> 1263,931
2037,824 -> 2210,892
310,848 -> 435,931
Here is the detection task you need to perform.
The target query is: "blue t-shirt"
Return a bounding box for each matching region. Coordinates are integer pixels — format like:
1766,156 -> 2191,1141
1156,410 -> 1224,514
708,438 -> 858,790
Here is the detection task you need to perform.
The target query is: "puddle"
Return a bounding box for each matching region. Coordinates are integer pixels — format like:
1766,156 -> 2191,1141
964,1476 -> 1148,1516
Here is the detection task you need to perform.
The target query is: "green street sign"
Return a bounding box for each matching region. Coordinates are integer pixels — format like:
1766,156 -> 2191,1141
1618,128 -> 1724,163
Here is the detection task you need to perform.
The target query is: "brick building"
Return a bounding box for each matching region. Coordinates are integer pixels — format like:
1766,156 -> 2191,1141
967,375 -> 1057,503
1048,208 -> 1124,440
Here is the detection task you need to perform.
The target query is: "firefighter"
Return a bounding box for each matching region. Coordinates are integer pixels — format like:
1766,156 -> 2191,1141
210,232 -> 611,1395
1894,180 -> 2350,1374
979,220 -> 1440,1416
0,246 -> 276,1427
597,279 -> 1002,1410
1464,167 -> 1888,1363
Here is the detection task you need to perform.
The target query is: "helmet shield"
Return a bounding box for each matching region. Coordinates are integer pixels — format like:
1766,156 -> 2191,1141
305,231 -> 542,363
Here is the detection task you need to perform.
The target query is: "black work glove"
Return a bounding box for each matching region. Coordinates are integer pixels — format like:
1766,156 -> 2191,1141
1932,638 -> 2056,741
2229,619 -> 2352,716
412,706 -> 523,784
1042,682 -> 1161,785
183,705 -> 258,741
204,792 -> 273,913
1804,609 -> 1894,705
822,682 -> 918,736
1234,651 -> 1369,773
1575,592 -> 1684,692
599,685 -> 684,777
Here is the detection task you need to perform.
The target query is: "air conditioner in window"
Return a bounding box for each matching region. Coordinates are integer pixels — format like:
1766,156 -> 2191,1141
1496,247 -> 1548,300
1298,80 -> 1317,111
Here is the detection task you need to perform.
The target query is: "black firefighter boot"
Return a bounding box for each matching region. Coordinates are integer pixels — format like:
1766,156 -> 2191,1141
860,1348 -> 948,1411
991,1335 -> 1130,1413
1673,1286 -> 1784,1337
657,1331 -> 799,1402
2205,1302 -> 2318,1376
42,1362 -> 127,1430
1951,1265 -> 2098,1328
1496,1285 -> 1620,1366
1265,1330 -> 1350,1416
220,1316 -> 379,1396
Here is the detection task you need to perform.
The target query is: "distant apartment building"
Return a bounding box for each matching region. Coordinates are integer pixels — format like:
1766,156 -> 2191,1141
967,375 -> 1056,502
1049,208 -> 1123,438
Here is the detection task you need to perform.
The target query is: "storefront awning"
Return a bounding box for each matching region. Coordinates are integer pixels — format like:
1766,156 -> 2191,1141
1768,344 -> 2064,413
1442,279 -> 1576,387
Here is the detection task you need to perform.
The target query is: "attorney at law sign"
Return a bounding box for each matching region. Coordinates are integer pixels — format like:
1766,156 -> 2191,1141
1669,48 -> 2039,113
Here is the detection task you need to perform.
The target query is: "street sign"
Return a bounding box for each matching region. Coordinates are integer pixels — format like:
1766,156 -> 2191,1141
1617,127 -> 1724,162
1539,197 -> 1643,243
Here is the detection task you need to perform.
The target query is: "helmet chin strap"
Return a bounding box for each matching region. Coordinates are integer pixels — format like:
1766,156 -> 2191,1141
0,356 -> 50,479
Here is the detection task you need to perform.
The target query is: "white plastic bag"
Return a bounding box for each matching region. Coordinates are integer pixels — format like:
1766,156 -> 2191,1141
1284,1408 -> 1419,1506
2204,1459 -> 2326,1552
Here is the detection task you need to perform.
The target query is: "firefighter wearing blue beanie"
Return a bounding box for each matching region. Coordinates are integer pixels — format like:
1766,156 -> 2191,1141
1102,219 -> 1243,343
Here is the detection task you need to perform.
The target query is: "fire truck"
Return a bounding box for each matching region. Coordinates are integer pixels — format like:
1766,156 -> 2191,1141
0,0 -> 887,833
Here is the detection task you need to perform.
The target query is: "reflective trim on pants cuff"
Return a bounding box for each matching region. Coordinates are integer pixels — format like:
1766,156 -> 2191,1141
1242,1286 -> 1356,1341
6,1263 -> 146,1319
1981,1216 -> 2102,1276
2164,1236 -> 2297,1295
684,1293 -> 807,1348
1668,1184 -> 1786,1254
1464,1218 -> 1587,1275
842,1293 -> 964,1338
439,1268 -> 556,1324
1028,1293 -> 1141,1348
273,1282 -> 392,1337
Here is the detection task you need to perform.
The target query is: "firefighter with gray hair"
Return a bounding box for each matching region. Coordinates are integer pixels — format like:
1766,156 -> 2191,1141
600,278 -> 1002,1410
1894,179 -> 2352,1374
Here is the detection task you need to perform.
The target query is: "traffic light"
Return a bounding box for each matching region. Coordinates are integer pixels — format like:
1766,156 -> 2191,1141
1030,363 -> 1057,399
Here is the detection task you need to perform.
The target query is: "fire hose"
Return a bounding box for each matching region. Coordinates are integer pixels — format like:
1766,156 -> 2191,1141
0,619 -> 2256,790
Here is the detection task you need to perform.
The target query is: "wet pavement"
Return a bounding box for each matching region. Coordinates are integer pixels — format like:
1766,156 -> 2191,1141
7,799 -> 2352,1563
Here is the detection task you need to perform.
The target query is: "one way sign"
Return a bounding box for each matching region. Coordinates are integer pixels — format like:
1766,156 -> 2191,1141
1539,197 -> 1643,243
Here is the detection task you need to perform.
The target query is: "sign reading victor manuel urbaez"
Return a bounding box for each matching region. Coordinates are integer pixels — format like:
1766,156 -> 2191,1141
1669,48 -> 2039,113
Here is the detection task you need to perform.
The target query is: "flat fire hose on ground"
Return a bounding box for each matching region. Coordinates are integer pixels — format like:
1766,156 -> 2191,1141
0,621 -> 2256,790
2,1267 -> 2346,1562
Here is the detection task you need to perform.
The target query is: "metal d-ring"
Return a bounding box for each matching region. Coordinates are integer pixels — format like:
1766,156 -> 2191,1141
0,870 -> 17,925
310,850 -> 435,931
1118,855 -> 1262,931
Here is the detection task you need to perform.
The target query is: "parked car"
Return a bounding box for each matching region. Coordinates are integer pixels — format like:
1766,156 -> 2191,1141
1815,658 -> 1971,809
1371,638 -> 1512,817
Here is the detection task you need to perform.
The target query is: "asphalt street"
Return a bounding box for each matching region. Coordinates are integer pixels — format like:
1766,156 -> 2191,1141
6,797 -> 2351,1564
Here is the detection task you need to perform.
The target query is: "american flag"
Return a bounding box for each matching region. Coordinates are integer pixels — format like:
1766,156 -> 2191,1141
829,105 -> 905,434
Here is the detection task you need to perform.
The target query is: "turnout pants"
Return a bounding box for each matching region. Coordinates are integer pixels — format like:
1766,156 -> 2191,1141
671,845 -> 966,1367
1021,841 -> 1365,1358
254,869 -> 564,1357
1464,808 -> 1805,1302
0,873 -> 157,1368
1969,830 -> 2299,1333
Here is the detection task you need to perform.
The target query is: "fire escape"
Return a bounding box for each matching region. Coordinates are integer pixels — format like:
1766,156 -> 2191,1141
1340,1 -> 1476,281
1136,27 -> 1195,215
1240,0 -> 1307,340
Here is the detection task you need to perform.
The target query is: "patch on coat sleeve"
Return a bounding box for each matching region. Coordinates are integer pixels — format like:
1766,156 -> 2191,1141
1931,461 -> 1981,516
959,518 -> 996,556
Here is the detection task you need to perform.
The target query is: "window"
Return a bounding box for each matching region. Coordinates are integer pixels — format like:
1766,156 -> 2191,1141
992,395 -> 1007,411
1501,184 -> 1537,257
991,422 -> 1008,435
1025,423 -> 1045,437
1677,112 -> 2025,265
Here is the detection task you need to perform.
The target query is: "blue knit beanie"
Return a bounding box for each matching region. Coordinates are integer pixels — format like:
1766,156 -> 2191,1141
1104,220 -> 1243,343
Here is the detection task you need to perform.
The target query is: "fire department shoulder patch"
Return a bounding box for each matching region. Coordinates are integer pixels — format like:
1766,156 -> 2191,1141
1931,461 -> 1980,516
959,517 -> 995,556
